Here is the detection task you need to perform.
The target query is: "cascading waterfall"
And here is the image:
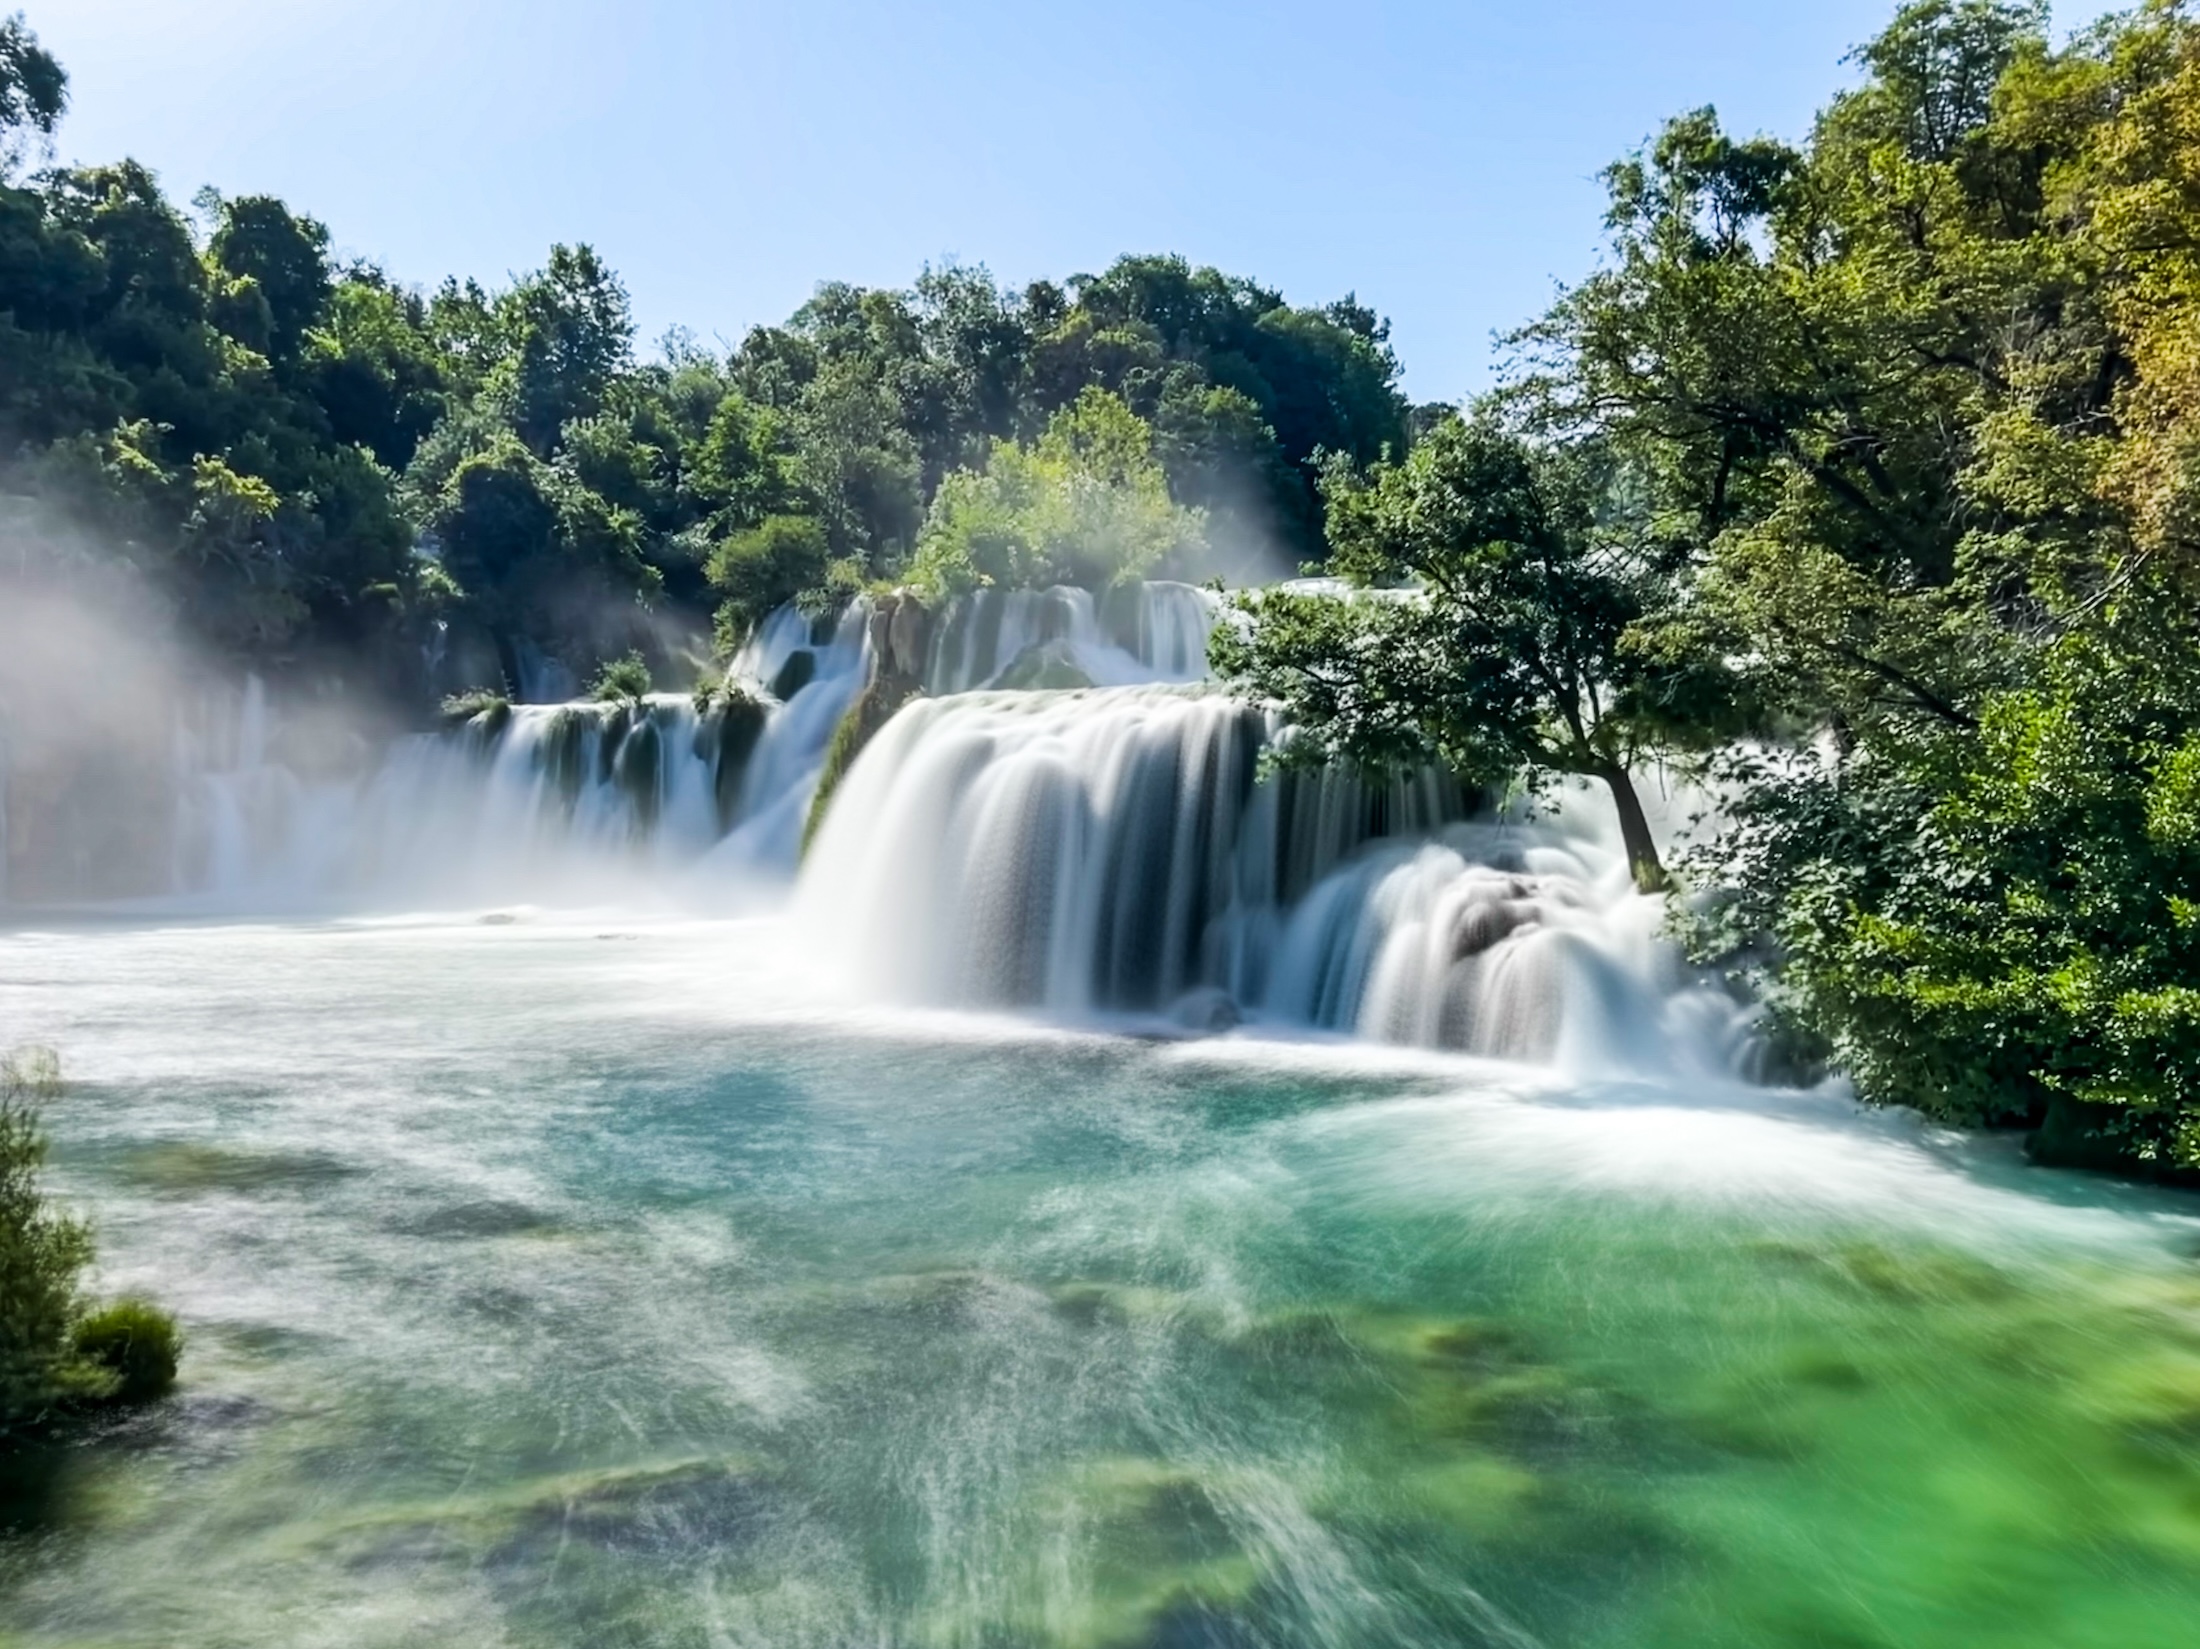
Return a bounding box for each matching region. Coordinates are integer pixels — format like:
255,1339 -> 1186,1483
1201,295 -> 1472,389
144,584 -> 1215,906
165,603 -> 875,905
921,581 -> 1216,692
1262,827 -> 1758,1075
799,683 -> 1753,1070
8,574 -> 1749,1074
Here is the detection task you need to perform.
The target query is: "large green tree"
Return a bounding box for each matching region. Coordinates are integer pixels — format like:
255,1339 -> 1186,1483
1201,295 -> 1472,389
1214,416 -> 1744,891
908,388 -> 1206,597
1516,0 -> 2200,1170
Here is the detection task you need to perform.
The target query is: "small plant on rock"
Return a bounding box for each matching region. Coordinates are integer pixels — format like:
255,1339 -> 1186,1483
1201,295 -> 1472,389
439,687 -> 511,725
590,652 -> 653,704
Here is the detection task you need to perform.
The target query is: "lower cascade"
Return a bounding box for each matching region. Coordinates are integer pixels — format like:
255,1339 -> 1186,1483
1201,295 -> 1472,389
3,579 -> 1749,1074
800,683 -> 1752,1071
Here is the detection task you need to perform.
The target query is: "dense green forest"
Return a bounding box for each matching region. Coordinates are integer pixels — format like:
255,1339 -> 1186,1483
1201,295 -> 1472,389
0,10 -> 1409,697
11,1 -> 2200,1179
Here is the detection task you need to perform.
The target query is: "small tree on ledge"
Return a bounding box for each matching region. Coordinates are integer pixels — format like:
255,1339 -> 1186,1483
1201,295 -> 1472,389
1210,415 -> 1751,892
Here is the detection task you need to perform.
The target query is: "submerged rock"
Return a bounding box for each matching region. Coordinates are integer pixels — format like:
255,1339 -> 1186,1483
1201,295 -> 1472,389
119,1143 -> 360,1196
403,1199 -> 563,1239
1167,987 -> 1241,1035
993,639 -> 1098,691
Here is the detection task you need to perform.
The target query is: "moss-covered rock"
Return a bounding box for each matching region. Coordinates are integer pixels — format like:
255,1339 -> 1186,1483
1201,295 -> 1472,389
543,707 -> 591,809
117,1141 -> 357,1195
612,711 -> 663,831
695,689 -> 770,828
803,674 -> 922,854
800,590 -> 936,853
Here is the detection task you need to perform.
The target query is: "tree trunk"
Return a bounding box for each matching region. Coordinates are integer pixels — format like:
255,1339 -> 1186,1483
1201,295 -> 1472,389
1599,764 -> 1668,893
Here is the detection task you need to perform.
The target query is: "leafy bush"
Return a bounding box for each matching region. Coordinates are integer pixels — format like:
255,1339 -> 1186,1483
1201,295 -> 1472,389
1680,634 -> 2200,1176
1,1049 -> 182,1433
439,687 -> 511,727
1,1049 -> 97,1428
907,390 -> 1206,597
589,651 -> 653,703
72,1300 -> 182,1404
707,514 -> 831,646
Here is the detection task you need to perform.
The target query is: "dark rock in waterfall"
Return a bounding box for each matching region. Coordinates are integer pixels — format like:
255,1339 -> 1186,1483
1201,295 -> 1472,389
993,639 -> 1097,691
769,649 -> 817,703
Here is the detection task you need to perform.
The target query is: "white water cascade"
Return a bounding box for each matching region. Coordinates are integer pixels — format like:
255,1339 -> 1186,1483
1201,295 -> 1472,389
798,682 -> 1751,1071
921,581 -> 1216,692
125,582 -> 1220,908
6,575 -> 1752,1075
162,604 -> 874,906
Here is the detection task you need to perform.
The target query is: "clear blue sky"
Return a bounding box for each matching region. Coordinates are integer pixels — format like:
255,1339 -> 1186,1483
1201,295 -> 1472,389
37,1 -> 2118,402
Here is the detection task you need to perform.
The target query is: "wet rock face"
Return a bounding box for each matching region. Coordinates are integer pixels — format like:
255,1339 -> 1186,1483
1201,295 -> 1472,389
993,639 -> 1097,691
696,692 -> 770,829
768,649 -> 817,703
803,591 -> 940,854
1445,878 -> 1539,962
862,591 -> 934,689
612,716 -> 663,831
884,592 -> 932,683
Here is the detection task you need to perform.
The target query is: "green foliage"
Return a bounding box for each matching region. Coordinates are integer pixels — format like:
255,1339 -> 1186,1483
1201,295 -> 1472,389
689,664 -> 761,716
207,193 -> 332,362
0,12 -> 64,179
0,1048 -> 95,1429
1214,416 -> 1750,889
1547,0 -> 2200,1166
589,650 -> 652,703
707,513 -> 831,645
439,687 -> 510,727
907,389 -> 1205,596
1,1048 -> 180,1434
71,1299 -> 180,1404
1209,1 -> 2200,1160
0,24 -> 1406,695
1682,628 -> 2200,1172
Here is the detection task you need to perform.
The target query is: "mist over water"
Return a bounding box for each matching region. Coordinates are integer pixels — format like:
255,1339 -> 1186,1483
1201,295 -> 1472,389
6,584 -> 2200,1646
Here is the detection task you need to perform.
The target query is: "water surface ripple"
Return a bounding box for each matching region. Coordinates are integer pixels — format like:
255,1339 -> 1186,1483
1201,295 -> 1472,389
3,917 -> 2198,1648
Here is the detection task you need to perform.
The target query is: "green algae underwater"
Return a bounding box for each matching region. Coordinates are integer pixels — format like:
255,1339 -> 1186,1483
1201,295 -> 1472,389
3,918 -> 2200,1648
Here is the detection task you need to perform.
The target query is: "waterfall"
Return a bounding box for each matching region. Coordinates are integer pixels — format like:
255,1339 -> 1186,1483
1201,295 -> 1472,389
798,683 -> 1751,1071
6,576 -> 1751,1077
159,604 -> 874,906
921,581 -> 1217,692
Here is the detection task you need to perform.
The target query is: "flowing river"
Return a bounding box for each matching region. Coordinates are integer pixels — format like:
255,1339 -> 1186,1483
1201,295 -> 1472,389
4,586 -> 2200,1647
